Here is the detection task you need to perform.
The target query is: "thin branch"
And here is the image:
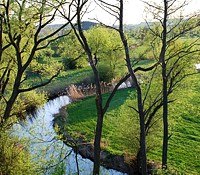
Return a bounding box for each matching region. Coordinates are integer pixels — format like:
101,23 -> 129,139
18,69 -> 61,93
128,105 -> 139,113
103,62 -> 159,114
143,66 -> 158,105
37,30 -> 72,50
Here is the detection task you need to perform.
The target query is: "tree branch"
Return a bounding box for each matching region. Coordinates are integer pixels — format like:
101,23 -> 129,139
18,70 -> 61,93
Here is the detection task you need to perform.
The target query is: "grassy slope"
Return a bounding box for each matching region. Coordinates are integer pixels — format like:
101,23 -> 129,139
34,56 -> 199,173
148,74 -> 200,174
28,66 -> 93,94
65,74 -> 200,174
28,58 -> 153,90
41,67 -> 92,92
66,88 -> 136,155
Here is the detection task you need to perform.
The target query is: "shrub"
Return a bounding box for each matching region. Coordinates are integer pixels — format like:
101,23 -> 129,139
62,57 -> 76,70
80,74 -> 95,85
51,162 -> 66,175
67,84 -> 84,100
98,63 -> 116,82
62,56 -> 88,70
0,130 -> 37,175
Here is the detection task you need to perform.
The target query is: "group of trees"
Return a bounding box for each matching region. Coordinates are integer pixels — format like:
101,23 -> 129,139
55,26 -> 126,82
64,0 -> 199,174
1,0 -> 63,126
0,0 -> 199,175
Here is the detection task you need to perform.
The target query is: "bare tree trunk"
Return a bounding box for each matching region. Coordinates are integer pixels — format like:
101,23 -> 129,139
93,107 -> 103,175
73,2 -> 105,174
161,0 -> 168,169
0,16 -> 2,61
162,62 -> 168,169
123,42 -> 147,173
92,62 -> 104,175
126,60 -> 147,175
118,1 -> 147,174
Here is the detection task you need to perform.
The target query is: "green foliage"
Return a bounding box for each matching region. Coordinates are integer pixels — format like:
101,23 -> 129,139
38,67 -> 93,94
16,91 -> 46,117
57,32 -> 88,69
127,25 -> 161,60
0,0 -> 63,125
57,26 -> 126,71
36,48 -> 55,63
0,130 -> 37,175
27,54 -> 62,78
97,63 -> 116,82
0,90 -> 46,125
62,57 -> 77,70
86,26 -> 123,59
86,26 -> 126,73
50,162 -> 66,175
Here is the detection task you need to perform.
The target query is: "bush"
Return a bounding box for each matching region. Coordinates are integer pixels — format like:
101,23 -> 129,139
80,74 -> 95,85
51,162 -> 66,175
62,57 -> 76,70
0,130 -> 37,175
67,84 -> 84,100
62,56 -> 88,70
98,63 -> 116,82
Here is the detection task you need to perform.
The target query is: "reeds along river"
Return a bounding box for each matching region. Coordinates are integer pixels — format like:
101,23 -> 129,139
12,95 -> 127,175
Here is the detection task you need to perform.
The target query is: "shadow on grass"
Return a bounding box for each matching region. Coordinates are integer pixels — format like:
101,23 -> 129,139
67,88 -> 133,125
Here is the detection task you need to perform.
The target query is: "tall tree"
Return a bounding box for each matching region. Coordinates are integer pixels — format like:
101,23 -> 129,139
0,0 -> 76,127
60,1 -> 116,173
93,0 -> 156,174
60,1 -> 151,174
144,0 -> 200,169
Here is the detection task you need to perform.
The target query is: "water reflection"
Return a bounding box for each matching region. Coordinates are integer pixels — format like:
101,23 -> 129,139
13,96 -> 126,175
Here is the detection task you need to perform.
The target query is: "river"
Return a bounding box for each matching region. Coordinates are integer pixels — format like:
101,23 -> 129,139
13,95 -> 127,175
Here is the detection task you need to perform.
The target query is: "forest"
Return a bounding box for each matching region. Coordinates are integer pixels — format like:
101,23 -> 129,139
0,0 -> 200,175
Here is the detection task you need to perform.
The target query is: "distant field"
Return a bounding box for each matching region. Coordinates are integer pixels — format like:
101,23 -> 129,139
40,67 -> 93,92
27,66 -> 93,95
27,58 -> 154,95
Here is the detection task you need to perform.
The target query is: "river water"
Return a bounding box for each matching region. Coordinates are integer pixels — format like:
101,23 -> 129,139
13,95 -> 126,175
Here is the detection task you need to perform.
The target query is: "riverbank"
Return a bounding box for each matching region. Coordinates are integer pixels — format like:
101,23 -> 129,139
53,89 -> 158,174
51,73 -> 200,174
53,111 -> 157,174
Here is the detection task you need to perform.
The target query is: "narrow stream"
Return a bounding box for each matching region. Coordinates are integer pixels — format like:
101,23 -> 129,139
13,95 -> 127,175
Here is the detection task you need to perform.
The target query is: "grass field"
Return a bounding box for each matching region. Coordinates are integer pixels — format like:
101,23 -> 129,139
63,74 -> 200,174
27,66 -> 93,95
40,67 -> 93,92
148,74 -> 200,174
66,88 -> 136,155
27,58 -> 154,95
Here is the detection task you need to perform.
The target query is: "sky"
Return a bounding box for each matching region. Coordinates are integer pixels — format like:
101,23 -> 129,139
82,0 -> 200,25
55,0 -> 200,25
